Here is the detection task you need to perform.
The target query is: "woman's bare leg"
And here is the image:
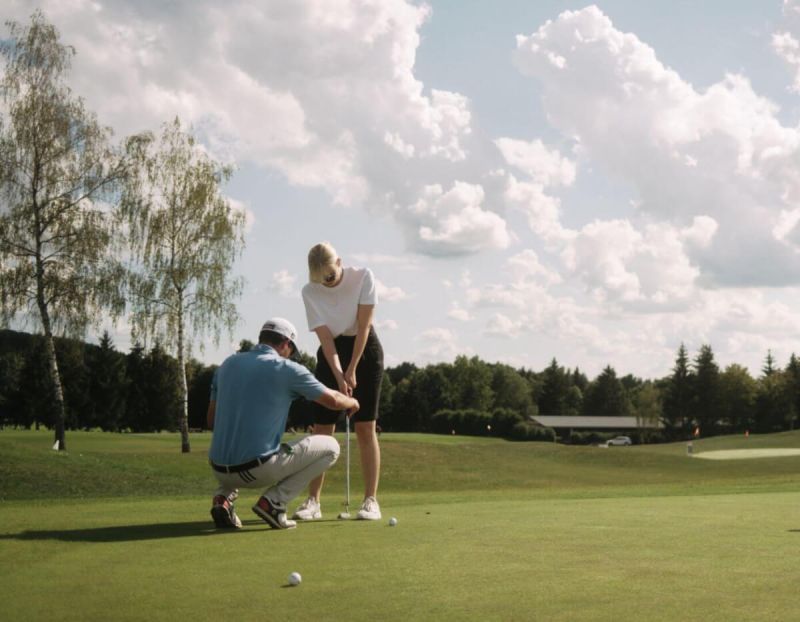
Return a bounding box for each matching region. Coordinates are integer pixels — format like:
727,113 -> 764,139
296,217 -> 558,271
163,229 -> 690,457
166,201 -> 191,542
306,422 -> 336,499
355,420 -> 380,498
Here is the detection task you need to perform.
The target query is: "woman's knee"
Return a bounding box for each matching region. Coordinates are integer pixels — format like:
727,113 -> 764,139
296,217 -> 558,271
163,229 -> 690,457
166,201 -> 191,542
354,421 -> 378,444
313,423 -> 336,436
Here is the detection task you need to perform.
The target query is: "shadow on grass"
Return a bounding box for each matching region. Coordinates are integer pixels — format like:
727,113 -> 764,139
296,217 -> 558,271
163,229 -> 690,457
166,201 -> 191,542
1,521 -> 246,543
0,517 -> 354,543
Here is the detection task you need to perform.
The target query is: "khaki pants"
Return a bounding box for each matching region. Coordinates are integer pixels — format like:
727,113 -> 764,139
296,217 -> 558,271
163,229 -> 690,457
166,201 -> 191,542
212,434 -> 339,506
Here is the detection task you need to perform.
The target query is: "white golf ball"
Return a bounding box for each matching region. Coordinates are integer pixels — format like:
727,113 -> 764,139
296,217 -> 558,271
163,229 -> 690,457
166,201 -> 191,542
389,517 -> 398,526
288,572 -> 302,586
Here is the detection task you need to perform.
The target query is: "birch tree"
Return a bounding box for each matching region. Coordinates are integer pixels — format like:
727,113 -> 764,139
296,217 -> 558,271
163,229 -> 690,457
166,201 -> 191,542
0,12 -> 141,450
123,118 -> 245,453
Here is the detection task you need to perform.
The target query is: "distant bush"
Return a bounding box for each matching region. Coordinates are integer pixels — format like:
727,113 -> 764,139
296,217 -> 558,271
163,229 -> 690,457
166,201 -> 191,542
509,421 -> 556,442
568,431 -> 617,445
636,430 -> 669,444
432,409 -> 492,436
490,408 -> 526,436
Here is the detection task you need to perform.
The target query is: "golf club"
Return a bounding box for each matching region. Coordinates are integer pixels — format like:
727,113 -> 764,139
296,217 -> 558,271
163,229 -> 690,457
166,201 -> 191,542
337,414 -> 351,520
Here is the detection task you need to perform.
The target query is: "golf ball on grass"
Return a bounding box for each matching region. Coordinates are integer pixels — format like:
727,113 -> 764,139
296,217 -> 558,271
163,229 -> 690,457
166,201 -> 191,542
389,517 -> 397,526
288,572 -> 302,586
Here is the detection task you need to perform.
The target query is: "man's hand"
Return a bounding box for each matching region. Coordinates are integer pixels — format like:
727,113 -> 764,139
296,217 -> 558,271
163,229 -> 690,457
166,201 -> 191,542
345,396 -> 360,418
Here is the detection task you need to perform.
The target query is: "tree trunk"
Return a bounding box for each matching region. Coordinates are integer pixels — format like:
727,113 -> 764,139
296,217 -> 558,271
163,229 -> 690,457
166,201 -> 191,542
39,308 -> 68,451
177,310 -> 190,453
44,333 -> 68,451
34,230 -> 68,450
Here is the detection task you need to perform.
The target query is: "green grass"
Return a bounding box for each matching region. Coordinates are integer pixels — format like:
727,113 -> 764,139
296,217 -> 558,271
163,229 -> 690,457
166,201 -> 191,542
1,429 -> 799,620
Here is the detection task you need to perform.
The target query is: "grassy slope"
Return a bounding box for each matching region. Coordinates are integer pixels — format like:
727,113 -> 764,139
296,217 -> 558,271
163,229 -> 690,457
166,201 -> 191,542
1,430 -> 799,621
2,429 -> 800,502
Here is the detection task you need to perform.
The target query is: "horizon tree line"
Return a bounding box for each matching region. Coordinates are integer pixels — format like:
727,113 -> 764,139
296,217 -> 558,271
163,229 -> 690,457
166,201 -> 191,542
1,328 -> 797,444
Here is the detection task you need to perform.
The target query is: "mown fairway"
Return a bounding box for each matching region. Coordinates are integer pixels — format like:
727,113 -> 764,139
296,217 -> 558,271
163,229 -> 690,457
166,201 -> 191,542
1,430 -> 799,621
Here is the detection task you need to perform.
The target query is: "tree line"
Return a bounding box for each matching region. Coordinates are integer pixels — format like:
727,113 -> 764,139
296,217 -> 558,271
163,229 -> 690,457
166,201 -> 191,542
2,328 -> 798,444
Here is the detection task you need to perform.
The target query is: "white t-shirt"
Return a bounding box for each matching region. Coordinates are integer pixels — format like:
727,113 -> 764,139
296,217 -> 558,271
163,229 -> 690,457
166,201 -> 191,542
302,266 -> 378,337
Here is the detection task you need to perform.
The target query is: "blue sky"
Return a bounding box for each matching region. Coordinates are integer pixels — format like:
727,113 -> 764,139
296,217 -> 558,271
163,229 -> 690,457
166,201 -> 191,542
5,0 -> 800,379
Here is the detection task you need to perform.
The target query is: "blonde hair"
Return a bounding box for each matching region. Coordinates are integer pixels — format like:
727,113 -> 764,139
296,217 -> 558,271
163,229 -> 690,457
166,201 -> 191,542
308,242 -> 339,283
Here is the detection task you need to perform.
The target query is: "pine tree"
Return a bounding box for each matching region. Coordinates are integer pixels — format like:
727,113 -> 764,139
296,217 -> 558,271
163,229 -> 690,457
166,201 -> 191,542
663,344 -> 694,436
582,365 -> 631,416
124,344 -> 148,432
15,336 -> 55,429
143,343 -> 182,432
538,359 -> 571,416
762,350 -> 776,377
786,354 -> 800,430
693,344 -> 721,435
87,332 -> 127,431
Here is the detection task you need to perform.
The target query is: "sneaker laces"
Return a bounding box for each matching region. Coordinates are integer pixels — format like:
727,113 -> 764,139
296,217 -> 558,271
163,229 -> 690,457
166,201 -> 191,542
362,496 -> 378,513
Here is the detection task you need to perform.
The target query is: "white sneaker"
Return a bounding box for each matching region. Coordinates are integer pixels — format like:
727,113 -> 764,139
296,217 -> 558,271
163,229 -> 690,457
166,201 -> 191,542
292,497 -> 322,520
356,496 -> 381,520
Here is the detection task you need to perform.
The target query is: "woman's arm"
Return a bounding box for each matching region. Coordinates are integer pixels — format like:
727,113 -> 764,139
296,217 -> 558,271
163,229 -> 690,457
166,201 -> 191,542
206,400 -> 216,430
344,304 -> 374,389
314,324 -> 351,395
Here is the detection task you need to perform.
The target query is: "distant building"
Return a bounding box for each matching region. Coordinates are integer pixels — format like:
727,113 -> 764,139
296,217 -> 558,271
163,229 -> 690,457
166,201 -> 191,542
530,416 -> 663,442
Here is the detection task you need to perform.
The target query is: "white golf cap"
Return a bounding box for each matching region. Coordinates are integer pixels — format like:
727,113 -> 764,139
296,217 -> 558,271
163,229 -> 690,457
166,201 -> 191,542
260,317 -> 298,353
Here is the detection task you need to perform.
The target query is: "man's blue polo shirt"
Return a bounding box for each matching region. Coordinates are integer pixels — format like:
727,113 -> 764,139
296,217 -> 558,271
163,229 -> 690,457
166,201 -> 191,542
208,344 -> 326,465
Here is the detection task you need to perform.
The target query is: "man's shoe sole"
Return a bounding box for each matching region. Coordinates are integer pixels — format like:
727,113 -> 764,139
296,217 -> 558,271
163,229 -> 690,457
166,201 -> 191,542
292,511 -> 322,521
211,505 -> 240,529
252,503 -> 296,529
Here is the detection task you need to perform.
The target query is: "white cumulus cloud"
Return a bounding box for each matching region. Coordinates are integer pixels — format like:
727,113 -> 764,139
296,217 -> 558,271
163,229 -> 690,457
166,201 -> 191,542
514,5 -> 800,288
375,318 -> 399,331
2,0 -> 483,253
375,279 -> 408,302
485,313 -> 525,339
269,270 -> 297,298
402,182 -> 512,255
495,137 -> 576,187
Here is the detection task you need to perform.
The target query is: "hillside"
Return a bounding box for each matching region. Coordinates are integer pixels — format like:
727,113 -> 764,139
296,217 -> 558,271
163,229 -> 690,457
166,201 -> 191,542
3,429 -> 800,502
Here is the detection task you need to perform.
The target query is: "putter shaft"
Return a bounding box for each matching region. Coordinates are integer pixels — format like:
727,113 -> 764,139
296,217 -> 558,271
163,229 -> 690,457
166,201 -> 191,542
345,414 -> 350,514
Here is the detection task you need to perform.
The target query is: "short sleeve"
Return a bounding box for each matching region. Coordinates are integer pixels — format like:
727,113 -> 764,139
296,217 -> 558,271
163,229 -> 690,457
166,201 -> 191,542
302,285 -> 326,331
287,361 -> 327,401
359,268 -> 377,305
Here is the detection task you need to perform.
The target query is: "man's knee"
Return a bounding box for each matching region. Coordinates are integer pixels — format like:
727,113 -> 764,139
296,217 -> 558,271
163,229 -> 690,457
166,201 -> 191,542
300,433 -> 340,463
323,435 -> 340,461
313,435 -> 340,465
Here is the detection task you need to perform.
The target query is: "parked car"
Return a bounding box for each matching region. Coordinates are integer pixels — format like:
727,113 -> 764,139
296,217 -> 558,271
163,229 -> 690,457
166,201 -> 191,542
606,436 -> 633,446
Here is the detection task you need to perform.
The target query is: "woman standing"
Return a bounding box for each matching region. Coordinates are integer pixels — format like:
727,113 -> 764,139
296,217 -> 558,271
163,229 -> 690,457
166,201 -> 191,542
293,242 -> 384,521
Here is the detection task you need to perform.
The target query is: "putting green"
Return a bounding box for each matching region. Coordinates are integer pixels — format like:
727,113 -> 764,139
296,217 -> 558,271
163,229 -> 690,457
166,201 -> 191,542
2,429 -> 800,620
695,448 -> 800,460
1,491 -> 799,621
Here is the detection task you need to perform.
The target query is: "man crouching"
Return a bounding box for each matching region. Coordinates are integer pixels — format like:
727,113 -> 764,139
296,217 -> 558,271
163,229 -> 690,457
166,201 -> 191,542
207,317 -> 359,529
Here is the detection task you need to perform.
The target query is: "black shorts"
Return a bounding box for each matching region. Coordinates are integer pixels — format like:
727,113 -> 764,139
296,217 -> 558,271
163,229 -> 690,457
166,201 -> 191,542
312,327 -> 383,425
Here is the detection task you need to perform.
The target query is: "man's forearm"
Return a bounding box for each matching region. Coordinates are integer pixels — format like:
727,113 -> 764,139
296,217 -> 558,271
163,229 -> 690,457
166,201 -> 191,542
315,388 -> 359,413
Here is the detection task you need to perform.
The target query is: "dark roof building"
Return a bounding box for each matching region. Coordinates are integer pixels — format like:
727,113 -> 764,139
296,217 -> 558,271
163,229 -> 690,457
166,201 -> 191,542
531,416 -> 664,430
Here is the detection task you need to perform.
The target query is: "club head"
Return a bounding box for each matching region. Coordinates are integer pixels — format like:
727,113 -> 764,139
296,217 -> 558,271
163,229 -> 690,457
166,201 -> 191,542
337,512 -> 351,520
